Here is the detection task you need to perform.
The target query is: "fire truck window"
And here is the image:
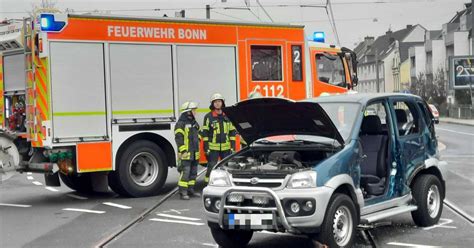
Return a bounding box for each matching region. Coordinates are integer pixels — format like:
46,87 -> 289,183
251,45 -> 282,81
316,53 -> 346,88
291,45 -> 303,81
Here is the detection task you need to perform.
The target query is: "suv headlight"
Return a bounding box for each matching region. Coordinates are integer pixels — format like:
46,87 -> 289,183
287,171 -> 317,188
209,170 -> 231,187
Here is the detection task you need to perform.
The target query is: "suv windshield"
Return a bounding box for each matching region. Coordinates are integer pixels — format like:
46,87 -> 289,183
319,102 -> 360,141
254,102 -> 360,144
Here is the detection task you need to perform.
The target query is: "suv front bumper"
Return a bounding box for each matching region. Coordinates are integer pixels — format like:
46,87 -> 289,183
203,186 -> 334,234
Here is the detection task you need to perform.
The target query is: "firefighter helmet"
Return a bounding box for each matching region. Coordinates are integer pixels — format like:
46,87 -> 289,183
181,101 -> 198,113
210,93 -> 225,103
210,93 -> 225,110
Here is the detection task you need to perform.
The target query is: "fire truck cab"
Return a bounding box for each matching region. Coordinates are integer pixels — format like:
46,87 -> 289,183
0,13 -> 358,197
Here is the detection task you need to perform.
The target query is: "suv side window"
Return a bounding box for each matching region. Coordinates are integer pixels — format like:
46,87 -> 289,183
416,101 -> 432,127
392,100 -> 420,136
365,101 -> 388,125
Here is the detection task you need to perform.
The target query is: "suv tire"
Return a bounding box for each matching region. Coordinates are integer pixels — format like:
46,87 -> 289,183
317,193 -> 357,248
411,174 -> 444,227
210,227 -> 253,248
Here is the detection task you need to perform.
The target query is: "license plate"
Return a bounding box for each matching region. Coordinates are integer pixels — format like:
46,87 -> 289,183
224,213 -> 275,230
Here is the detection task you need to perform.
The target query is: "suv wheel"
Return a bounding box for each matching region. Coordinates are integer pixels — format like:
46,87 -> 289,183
317,193 -> 356,248
411,174 -> 444,227
210,227 -> 253,248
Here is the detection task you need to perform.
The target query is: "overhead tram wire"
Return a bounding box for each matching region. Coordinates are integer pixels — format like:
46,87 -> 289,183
0,1 -> 463,14
326,0 -> 341,46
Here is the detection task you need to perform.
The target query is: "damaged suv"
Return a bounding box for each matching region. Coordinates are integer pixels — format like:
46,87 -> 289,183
203,94 -> 447,248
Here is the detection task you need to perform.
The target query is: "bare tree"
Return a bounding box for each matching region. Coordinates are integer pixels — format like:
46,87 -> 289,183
28,0 -> 60,17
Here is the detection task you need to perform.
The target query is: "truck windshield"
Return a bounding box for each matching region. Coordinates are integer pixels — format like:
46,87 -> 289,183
316,53 -> 347,88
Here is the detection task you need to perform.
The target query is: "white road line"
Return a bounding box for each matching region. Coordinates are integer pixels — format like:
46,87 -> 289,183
27,172 -> 32,175
436,127 -> 474,136
66,194 -> 88,200
0,203 -> 32,208
162,209 -> 189,214
45,187 -> 59,192
32,181 -> 43,186
442,155 -> 474,158
62,208 -> 105,214
26,176 -> 34,180
103,202 -> 132,209
386,242 -> 441,248
201,243 -> 218,247
423,218 -> 456,230
156,213 -> 201,221
149,218 -> 205,226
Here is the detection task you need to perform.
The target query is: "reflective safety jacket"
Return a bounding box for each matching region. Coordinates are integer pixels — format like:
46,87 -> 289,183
201,111 -> 237,152
174,113 -> 200,161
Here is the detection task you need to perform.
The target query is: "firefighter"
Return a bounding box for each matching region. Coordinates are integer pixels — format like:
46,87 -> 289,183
201,93 -> 237,183
175,101 -> 201,200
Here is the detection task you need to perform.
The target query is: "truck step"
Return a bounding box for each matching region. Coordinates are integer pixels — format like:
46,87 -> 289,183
360,205 -> 418,224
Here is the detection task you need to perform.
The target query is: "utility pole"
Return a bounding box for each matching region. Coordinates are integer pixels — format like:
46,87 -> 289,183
471,0 -> 474,108
375,48 -> 380,93
206,4 -> 211,19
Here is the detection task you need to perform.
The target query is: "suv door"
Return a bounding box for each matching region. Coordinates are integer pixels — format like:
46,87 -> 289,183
389,98 -> 425,195
416,100 -> 438,157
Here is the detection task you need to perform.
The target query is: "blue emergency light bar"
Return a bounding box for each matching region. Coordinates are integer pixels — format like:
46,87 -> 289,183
313,32 -> 325,43
40,14 -> 66,32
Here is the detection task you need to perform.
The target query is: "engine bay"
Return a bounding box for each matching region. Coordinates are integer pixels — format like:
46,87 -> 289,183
222,148 -> 335,174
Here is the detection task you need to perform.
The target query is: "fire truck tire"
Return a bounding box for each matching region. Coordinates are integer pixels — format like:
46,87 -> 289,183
59,173 -> 93,193
108,140 -> 168,197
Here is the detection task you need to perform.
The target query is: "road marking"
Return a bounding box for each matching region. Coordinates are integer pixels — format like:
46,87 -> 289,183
0,203 -> 32,208
162,208 -> 189,214
62,208 -> 105,214
444,199 -> 474,224
201,243 -> 218,247
27,172 -> 32,175
103,202 -> 132,209
45,186 -> 59,192
26,176 -> 34,180
387,242 -> 441,248
423,218 -> 456,230
156,213 -> 201,221
436,127 -> 474,136
442,154 -> 474,158
149,218 -> 205,226
32,181 -> 43,186
66,194 -> 88,200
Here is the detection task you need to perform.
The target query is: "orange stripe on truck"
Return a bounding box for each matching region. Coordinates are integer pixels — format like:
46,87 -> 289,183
77,142 -> 113,172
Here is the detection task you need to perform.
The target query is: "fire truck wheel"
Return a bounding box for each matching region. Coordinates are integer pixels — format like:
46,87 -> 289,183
59,173 -> 93,193
108,140 -> 168,197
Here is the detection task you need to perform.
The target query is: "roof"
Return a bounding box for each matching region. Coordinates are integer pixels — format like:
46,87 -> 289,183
399,42 -> 424,62
356,25 -> 420,64
305,93 -> 422,104
428,30 -> 442,40
69,13 -> 305,29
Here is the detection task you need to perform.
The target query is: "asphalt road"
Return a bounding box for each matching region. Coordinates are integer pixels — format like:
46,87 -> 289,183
0,122 -> 473,248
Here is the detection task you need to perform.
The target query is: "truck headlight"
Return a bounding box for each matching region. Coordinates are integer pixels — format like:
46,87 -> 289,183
287,171 -> 317,188
208,170 -> 231,187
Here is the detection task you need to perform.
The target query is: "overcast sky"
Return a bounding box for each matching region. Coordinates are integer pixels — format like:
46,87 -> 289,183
0,0 -> 469,47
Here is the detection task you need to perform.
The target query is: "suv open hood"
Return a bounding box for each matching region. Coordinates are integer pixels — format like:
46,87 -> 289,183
223,98 -> 344,146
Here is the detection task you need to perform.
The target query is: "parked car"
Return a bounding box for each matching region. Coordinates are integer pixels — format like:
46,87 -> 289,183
203,94 -> 447,248
429,104 -> 440,124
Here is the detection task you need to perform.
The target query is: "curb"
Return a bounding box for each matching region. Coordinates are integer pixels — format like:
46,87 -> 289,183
439,120 -> 474,127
